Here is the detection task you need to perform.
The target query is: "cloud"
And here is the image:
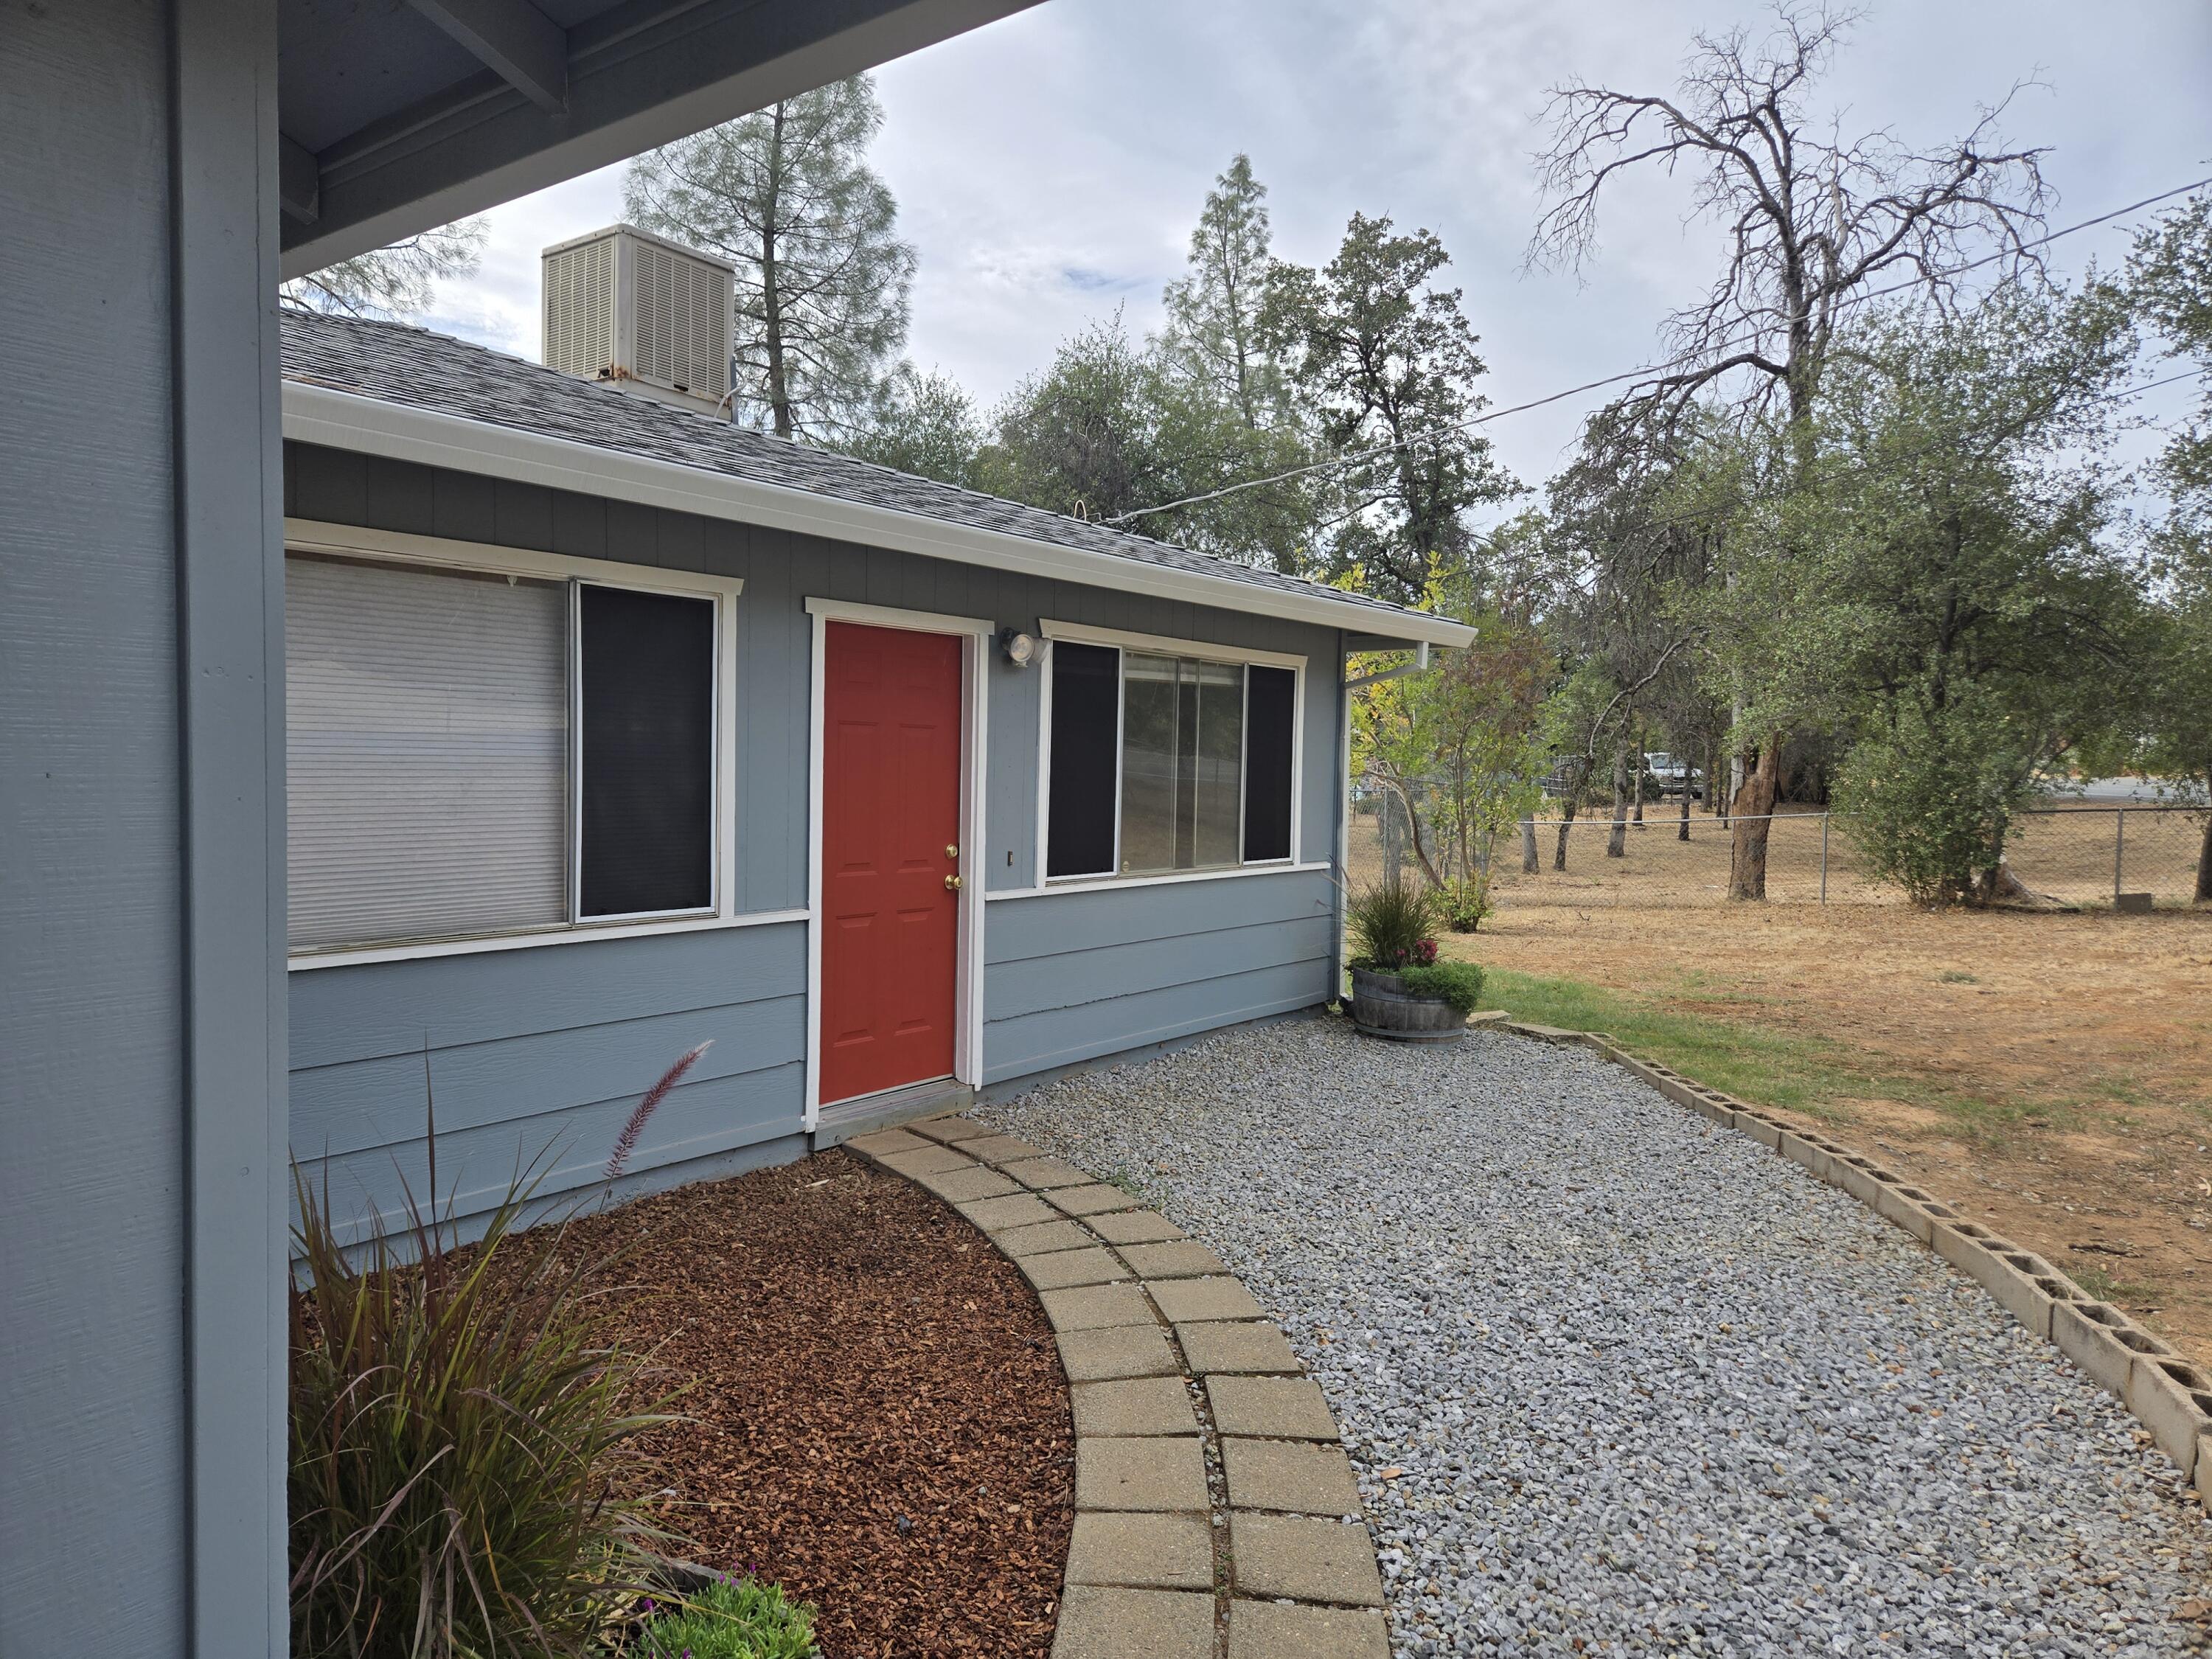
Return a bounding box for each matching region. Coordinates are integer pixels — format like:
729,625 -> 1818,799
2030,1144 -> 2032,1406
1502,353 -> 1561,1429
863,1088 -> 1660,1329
423,0 -> 2212,490
1060,267 -> 1144,293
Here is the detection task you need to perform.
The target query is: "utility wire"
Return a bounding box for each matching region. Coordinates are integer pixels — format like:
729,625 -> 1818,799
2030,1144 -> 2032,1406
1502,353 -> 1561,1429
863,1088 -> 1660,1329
1454,365 -> 2209,598
1106,174 -> 2212,529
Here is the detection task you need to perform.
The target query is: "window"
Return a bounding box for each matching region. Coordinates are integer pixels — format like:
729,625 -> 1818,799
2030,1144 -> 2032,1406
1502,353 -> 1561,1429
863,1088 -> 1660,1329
1044,629 -> 1301,880
286,552 -> 725,954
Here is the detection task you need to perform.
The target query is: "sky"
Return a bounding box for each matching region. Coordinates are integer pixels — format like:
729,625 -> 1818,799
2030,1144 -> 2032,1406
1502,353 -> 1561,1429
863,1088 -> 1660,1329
424,0 -> 2212,501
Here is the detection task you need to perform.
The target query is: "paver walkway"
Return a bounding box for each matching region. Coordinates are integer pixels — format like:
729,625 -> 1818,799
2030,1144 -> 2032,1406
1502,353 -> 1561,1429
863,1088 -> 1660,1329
847,1116 -> 1391,1659
978,1016 -> 2212,1658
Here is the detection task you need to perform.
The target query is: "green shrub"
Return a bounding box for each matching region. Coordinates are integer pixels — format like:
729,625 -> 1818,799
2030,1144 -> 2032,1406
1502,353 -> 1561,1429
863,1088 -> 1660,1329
636,1576 -> 819,1659
1832,706 -> 2035,906
1394,960 -> 1486,1014
289,1159 -> 669,1659
1346,874 -> 1440,969
1439,873 -> 1492,933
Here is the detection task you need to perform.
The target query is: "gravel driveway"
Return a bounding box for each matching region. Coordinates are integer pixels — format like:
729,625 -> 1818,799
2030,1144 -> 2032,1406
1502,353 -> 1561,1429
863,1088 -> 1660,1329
981,1016 -> 2212,1658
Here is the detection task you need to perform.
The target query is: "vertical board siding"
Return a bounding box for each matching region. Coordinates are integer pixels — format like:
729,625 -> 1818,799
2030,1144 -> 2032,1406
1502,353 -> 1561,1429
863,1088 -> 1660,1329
282,444 -> 1352,1217
4,8 -> 192,1648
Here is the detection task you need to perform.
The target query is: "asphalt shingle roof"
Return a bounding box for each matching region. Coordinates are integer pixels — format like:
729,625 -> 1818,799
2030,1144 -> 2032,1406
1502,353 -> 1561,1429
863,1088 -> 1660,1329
279,310 -> 1436,631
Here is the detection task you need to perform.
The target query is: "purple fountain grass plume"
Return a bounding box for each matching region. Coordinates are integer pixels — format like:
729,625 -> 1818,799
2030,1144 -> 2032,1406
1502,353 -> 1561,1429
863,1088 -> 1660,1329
605,1041 -> 714,1184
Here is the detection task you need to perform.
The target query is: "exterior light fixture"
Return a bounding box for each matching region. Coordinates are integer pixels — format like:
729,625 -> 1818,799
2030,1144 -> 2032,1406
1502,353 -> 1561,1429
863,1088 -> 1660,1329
999,627 -> 1038,668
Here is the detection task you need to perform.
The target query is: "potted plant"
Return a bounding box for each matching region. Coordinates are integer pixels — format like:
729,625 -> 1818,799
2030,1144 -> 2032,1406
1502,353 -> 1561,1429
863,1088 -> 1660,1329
1345,875 -> 1485,1042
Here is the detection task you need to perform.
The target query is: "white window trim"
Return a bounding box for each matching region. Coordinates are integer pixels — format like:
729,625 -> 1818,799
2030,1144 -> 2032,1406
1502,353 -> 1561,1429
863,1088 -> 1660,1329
801,597 -> 994,1130
282,519 -> 748,970
985,860 -> 1333,902
1035,616 -> 1307,888
1040,617 -> 1308,672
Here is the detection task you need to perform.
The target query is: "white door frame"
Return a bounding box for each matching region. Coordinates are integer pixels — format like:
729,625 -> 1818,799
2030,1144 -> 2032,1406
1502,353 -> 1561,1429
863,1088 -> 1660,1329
804,597 -> 994,1127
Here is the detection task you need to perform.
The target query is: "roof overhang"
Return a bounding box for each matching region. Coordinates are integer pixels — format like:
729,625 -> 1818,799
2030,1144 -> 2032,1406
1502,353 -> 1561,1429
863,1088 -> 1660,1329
280,0 -> 1043,279
280,380 -> 1478,650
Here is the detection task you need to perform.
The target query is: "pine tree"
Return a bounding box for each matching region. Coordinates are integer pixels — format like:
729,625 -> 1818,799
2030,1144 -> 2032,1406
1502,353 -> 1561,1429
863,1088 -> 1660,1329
625,76 -> 915,440
282,220 -> 487,318
1160,155 -> 1282,429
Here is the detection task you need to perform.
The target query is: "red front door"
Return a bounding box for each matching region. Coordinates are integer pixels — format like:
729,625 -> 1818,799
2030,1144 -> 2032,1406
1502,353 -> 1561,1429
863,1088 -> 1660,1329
819,622 -> 964,1107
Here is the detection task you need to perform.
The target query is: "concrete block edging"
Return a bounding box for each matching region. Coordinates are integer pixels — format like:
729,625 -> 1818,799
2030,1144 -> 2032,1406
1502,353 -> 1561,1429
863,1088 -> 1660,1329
1498,1020 -> 2212,1509
844,1122 -> 1391,1659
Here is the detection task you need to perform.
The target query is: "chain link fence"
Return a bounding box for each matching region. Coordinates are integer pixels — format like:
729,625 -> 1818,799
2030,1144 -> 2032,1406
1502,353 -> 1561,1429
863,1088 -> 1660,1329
1345,800 -> 2209,911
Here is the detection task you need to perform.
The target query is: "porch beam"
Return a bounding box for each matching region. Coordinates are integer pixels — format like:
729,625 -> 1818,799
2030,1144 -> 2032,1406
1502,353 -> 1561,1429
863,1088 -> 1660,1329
406,0 -> 568,114
279,131 -> 319,223
282,0 -> 1043,278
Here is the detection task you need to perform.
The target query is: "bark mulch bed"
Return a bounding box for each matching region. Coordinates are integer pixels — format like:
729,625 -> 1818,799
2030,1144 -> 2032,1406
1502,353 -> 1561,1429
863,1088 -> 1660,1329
571,1147 -> 1073,1658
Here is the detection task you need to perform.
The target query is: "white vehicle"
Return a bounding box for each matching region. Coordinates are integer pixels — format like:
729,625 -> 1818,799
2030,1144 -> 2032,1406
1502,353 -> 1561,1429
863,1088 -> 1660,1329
1644,751 -> 1704,800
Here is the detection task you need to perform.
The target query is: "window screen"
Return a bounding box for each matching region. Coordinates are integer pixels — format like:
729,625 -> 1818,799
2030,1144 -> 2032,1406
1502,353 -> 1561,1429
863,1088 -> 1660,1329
1047,637 -> 1298,882
1119,654 -> 1248,876
1192,661 -> 1245,868
1046,641 -> 1119,877
578,585 -> 716,918
1119,653 -> 1182,874
286,555 -> 568,950
1242,665 -> 1296,862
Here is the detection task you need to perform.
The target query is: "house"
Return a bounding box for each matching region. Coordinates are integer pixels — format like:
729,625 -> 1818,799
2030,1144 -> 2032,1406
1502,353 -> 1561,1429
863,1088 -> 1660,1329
6,7 -> 1055,1648
3,6 -> 1464,1643
279,268 -> 1472,1239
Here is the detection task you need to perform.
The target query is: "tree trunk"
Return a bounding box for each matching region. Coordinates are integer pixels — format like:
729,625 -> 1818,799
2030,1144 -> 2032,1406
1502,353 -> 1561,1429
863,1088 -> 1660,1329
1520,813 -> 1540,875
2197,812 -> 2212,905
1727,741 -> 1781,901
1677,790 -> 1691,843
1388,780 -> 1444,889
1607,748 -> 1630,858
1554,798 -> 1578,872
760,103 -> 794,439
1707,734 -> 1727,824
1632,746 -> 1646,826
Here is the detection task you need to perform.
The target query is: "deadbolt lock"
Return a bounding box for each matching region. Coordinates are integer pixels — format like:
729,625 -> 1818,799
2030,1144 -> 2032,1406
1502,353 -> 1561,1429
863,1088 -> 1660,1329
945,844 -> 959,859
944,874 -> 964,891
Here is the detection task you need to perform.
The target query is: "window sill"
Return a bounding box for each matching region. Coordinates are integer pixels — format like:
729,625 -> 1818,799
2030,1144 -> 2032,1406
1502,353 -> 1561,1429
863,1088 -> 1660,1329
287,907 -> 811,971
986,860 -> 1331,901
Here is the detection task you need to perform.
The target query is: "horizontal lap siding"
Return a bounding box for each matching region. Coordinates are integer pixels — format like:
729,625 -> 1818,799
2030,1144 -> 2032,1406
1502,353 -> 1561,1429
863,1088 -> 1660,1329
980,870 -> 1337,1082
285,442 -> 1350,1221
291,924 -> 805,1243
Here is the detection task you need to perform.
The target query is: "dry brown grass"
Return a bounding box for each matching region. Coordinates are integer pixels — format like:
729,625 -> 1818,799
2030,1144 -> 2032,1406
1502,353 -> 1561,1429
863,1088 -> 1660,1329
1346,812 -> 2212,1365
1349,799 -> 2207,910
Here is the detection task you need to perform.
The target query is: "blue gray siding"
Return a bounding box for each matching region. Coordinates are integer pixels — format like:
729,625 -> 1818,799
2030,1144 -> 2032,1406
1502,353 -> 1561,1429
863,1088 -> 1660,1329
4,4 -> 290,1654
980,871 -> 1338,1082
291,925 -> 807,1244
284,441 -> 1345,1232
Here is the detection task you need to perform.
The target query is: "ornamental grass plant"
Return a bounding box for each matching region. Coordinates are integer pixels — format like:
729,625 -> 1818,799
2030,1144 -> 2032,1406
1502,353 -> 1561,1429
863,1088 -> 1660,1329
1346,872 -> 1441,971
289,1147 -> 672,1658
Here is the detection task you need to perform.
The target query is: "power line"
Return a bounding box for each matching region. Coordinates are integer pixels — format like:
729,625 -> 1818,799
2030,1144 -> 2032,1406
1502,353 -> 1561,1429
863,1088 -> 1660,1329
1462,365 -> 2208,588
1106,174 -> 2212,529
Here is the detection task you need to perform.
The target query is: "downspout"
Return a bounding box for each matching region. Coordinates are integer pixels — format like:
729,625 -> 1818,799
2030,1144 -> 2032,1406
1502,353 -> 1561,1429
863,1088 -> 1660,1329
1343,640 -> 1430,692
1334,641 -> 1433,1003
1332,633 -> 1352,1006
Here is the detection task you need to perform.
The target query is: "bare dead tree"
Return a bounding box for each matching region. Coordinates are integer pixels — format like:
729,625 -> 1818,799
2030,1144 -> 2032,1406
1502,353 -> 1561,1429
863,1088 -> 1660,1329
1531,4 -> 2051,434
1528,2 -> 2053,897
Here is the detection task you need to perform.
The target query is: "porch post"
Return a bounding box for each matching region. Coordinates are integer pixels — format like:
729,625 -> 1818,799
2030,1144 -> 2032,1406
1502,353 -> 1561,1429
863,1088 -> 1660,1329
0,1 -> 288,1652
175,0 -> 291,1650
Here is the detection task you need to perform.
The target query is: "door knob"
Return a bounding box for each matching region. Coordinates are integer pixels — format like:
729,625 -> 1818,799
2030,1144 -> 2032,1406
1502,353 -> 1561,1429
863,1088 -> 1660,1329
944,874 -> 964,891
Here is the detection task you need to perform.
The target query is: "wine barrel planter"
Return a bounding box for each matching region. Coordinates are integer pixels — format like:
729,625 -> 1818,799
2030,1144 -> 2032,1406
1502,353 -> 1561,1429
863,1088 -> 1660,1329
1349,965 -> 1467,1043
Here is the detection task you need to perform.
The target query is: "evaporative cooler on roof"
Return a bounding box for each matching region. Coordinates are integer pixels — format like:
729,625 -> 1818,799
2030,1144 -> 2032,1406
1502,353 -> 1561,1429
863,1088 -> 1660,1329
540,226 -> 734,417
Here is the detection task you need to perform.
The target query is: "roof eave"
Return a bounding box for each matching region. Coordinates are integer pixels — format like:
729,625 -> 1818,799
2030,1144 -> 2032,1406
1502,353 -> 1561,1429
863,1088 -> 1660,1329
277,380 -> 1480,650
